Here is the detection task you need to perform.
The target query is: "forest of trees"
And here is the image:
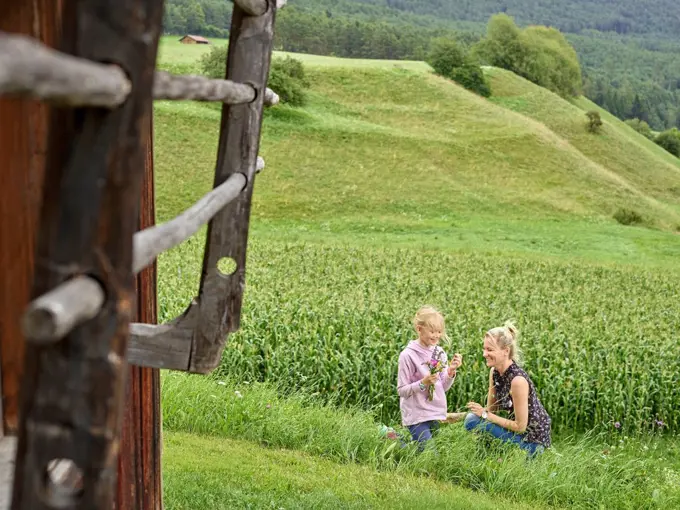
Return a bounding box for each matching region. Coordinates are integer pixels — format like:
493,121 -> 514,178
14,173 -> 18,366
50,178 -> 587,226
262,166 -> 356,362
163,0 -> 680,130
291,0 -> 680,36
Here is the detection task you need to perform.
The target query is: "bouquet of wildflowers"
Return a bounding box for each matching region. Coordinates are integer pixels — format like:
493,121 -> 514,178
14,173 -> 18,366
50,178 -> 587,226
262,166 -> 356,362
422,347 -> 446,401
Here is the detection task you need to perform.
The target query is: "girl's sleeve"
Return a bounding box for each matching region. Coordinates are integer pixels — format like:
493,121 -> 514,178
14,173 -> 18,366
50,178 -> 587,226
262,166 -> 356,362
397,353 -> 421,399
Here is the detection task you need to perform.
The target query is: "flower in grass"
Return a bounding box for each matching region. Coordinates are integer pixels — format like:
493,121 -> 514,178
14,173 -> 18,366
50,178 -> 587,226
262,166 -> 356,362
266,403 -> 272,409
217,381 -> 226,386
656,420 -> 665,428
234,390 -> 243,399
614,421 -> 621,429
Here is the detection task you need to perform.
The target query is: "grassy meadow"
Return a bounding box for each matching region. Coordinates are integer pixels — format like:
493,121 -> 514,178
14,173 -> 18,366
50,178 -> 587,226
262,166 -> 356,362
163,431 -> 544,510
153,36 -> 680,508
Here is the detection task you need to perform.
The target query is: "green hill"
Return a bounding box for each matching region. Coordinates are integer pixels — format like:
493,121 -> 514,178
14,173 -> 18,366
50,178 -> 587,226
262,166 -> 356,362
154,44 -> 680,266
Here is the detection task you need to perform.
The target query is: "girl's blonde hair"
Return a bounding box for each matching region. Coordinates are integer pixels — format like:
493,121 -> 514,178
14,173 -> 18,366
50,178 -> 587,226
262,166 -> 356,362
485,320 -> 522,364
413,305 -> 450,344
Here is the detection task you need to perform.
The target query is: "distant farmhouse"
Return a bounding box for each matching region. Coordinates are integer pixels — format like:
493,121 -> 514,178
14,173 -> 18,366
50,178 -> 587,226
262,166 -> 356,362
179,34 -> 210,45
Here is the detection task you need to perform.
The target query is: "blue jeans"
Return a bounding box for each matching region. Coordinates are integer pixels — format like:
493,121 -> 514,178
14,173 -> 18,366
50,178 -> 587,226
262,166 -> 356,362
407,420 -> 440,451
464,413 -> 544,457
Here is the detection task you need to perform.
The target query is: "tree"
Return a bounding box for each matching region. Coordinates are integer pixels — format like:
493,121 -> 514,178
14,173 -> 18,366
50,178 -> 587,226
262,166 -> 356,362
473,15 -> 583,99
624,118 -> 654,139
426,37 -> 465,78
451,63 -> 491,98
655,128 -> 680,157
586,111 -> 603,133
199,46 -> 310,107
182,0 -> 205,34
630,94 -> 648,123
521,26 -> 583,97
427,37 -> 491,98
473,14 -> 527,76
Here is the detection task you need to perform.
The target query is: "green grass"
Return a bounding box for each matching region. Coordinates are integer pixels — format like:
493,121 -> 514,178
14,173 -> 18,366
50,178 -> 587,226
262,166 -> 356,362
161,374 -> 680,510
157,36 -> 431,71
154,38 -> 680,509
163,431 -> 543,510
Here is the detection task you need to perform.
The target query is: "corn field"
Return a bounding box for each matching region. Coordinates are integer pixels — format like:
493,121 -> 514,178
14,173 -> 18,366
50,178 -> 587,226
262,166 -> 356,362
159,237 -> 680,435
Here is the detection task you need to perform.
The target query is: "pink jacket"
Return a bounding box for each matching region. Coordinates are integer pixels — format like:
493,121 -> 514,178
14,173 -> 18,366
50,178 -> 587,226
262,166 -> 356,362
397,340 -> 456,426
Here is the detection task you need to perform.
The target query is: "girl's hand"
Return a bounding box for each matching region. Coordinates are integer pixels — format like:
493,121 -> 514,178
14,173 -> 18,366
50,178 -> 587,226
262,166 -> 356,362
467,402 -> 484,417
422,373 -> 438,386
448,353 -> 462,376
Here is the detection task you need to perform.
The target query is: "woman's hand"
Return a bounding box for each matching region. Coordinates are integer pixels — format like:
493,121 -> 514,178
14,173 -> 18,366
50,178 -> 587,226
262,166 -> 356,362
467,402 -> 485,417
448,353 -> 463,376
421,373 -> 438,386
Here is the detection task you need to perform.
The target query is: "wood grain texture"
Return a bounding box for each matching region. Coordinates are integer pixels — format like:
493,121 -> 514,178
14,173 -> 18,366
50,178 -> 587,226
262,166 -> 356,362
0,0 -> 62,437
125,2 -> 278,376
10,1 -> 164,508
116,106 -> 162,510
191,0 -> 277,373
0,437 -> 16,510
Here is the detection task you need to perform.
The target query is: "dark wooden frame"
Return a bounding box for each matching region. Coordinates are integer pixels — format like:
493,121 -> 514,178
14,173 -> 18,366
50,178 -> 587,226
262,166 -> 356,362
1,1 -> 163,509
1,1 -> 278,509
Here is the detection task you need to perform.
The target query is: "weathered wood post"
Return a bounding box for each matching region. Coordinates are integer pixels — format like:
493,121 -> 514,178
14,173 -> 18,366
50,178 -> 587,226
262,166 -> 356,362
0,0 -> 60,438
0,1 -> 162,509
2,1 -> 280,508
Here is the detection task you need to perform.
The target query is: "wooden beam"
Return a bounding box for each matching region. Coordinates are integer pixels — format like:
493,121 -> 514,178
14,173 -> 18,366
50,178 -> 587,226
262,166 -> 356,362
1,437 -> 16,510
0,0 -> 61,436
116,107 -> 162,510
10,1 -> 165,508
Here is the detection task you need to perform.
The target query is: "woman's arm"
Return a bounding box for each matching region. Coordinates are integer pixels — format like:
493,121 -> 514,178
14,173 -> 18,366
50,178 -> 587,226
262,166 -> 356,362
485,376 -> 529,433
486,368 -> 499,412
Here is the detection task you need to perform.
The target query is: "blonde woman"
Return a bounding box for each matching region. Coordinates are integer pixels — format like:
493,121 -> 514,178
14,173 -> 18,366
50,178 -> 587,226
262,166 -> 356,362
397,306 -> 463,450
464,322 -> 551,456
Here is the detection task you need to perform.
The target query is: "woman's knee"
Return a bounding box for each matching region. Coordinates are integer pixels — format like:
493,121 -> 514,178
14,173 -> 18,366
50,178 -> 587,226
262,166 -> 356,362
464,412 -> 481,431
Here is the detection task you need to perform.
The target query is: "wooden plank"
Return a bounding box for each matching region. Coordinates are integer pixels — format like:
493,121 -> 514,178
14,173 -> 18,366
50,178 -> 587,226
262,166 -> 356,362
123,1 -> 279,376
115,105 -> 163,510
189,0 -> 277,373
128,323 -> 193,370
10,1 -> 165,508
0,436 -> 16,510
0,0 -> 62,436
0,362 -> 3,438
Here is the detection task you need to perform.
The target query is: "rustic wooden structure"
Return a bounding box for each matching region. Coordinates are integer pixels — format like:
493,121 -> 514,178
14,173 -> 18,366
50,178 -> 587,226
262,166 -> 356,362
179,35 -> 210,44
0,0 -> 282,508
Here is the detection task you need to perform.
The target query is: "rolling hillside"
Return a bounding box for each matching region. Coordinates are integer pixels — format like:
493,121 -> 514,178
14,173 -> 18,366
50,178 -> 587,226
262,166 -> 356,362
154,40 -> 680,265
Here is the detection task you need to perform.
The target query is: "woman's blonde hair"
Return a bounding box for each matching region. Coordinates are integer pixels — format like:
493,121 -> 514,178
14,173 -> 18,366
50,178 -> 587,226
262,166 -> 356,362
485,320 -> 522,364
413,305 -> 450,344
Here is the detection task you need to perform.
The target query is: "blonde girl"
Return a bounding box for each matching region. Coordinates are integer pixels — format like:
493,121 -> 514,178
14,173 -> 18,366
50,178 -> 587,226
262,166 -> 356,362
397,306 -> 462,450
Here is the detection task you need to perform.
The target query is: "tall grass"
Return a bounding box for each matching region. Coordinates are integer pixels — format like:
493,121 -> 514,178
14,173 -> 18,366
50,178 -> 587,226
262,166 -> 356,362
158,238 -> 680,435
161,373 -> 680,510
